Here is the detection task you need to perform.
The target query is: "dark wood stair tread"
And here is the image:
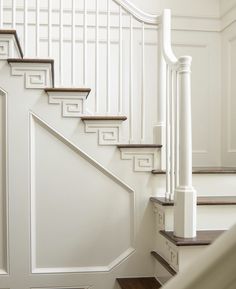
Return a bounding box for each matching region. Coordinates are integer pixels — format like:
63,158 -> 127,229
8,58 -> 54,64
0,29 -> 23,58
150,196 -> 236,206
81,116 -> 127,121
160,230 -> 225,246
152,167 -> 236,174
45,87 -> 91,98
117,278 -> 162,289
151,251 -> 177,276
192,167 -> 236,174
118,144 -> 162,148
45,87 -> 91,93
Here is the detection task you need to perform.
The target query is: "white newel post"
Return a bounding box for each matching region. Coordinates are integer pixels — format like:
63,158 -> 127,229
174,56 -> 197,238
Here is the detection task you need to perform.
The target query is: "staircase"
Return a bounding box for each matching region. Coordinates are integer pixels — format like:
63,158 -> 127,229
0,2 -> 236,289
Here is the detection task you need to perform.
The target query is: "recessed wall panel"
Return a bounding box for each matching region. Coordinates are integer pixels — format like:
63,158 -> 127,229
31,115 -> 134,273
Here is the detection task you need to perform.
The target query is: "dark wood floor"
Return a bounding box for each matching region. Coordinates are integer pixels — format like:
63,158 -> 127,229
117,277 -> 162,289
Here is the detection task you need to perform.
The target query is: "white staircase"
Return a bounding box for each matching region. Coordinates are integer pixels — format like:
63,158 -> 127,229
0,2 -> 236,289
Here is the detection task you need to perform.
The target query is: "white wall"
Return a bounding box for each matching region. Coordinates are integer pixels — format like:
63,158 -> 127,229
165,0 -> 222,166
221,0 -> 236,166
129,0 -> 220,17
131,0 -> 236,167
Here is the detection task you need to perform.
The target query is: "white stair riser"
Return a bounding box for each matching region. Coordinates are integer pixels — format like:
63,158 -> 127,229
154,204 -> 236,231
193,174 -> 236,196
151,174 -> 236,196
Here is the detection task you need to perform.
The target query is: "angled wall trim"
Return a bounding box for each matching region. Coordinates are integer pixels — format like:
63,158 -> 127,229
29,112 -> 134,192
227,36 -> 236,154
29,112 -> 135,274
32,248 -> 135,274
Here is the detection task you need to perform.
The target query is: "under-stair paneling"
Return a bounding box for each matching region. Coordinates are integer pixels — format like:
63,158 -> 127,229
0,88 -> 8,274
30,114 -> 135,273
222,21 -> 236,166
172,31 -> 221,166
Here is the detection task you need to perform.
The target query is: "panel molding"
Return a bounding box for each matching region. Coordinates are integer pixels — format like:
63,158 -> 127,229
29,112 -> 135,274
227,36 -> 236,153
32,248 -> 135,274
0,88 -> 9,275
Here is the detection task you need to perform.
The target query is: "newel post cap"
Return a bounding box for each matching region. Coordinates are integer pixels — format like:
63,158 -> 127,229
178,56 -> 192,73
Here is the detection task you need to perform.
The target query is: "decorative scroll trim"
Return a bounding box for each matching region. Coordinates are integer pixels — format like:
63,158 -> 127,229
84,120 -> 124,145
9,63 -> 52,89
46,91 -> 88,117
120,148 -> 160,172
153,204 -> 165,230
0,34 -> 21,59
165,241 -> 179,269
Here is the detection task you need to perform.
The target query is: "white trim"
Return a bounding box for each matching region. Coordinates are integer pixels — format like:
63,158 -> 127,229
120,148 -> 160,172
46,90 -> 89,118
83,120 -> 124,146
112,0 -> 160,25
0,88 -> 9,275
32,248 -> 135,274
9,62 -> 52,89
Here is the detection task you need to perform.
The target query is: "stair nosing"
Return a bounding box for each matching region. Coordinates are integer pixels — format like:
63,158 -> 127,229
150,196 -> 236,206
81,115 -> 127,121
152,167 -> 236,175
45,87 -> 91,93
160,230 -> 225,246
8,58 -> 54,63
0,29 -> 24,58
45,87 -> 91,98
118,144 -> 162,149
